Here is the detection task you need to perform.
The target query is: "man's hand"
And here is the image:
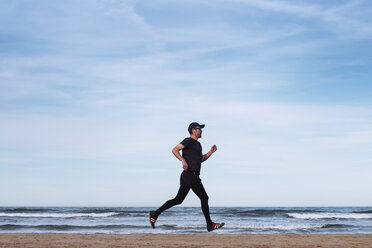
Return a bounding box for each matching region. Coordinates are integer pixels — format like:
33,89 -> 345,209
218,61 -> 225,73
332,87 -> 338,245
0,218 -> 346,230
211,145 -> 217,153
182,160 -> 188,171
172,143 -> 187,171
202,144 -> 218,162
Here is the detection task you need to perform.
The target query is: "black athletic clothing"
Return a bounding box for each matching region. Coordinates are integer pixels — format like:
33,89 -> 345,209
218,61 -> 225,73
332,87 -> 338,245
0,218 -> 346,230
180,137 -> 203,175
153,137 -> 213,226
154,171 -> 212,226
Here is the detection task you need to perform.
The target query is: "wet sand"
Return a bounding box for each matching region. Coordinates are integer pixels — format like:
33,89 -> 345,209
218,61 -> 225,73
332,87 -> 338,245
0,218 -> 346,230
1,234 -> 372,248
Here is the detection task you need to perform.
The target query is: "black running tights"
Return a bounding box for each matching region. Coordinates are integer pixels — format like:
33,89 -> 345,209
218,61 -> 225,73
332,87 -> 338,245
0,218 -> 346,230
154,180 -> 213,226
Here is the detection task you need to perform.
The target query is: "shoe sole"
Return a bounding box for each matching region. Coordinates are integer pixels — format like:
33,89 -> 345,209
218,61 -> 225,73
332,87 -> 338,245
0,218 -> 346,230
149,211 -> 155,229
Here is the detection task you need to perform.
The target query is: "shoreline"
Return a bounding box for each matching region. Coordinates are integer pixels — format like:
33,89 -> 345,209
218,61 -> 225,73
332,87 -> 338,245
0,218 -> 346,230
1,233 -> 372,248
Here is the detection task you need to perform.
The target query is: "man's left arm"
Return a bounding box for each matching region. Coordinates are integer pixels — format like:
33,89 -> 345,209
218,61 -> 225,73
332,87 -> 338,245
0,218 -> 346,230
202,145 -> 217,162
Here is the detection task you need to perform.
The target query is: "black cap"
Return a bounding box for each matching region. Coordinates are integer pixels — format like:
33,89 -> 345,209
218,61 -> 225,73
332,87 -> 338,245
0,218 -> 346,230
188,122 -> 205,134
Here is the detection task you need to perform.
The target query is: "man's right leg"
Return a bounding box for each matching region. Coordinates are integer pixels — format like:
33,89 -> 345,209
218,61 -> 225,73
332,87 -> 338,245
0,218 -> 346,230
192,180 -> 224,232
153,184 -> 190,217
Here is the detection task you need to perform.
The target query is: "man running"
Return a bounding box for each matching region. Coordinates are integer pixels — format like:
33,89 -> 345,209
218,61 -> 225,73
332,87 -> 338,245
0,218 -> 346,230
149,122 -> 224,232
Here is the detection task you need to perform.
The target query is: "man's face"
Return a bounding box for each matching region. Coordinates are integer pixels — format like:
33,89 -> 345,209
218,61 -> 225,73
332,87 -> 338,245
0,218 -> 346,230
193,127 -> 202,138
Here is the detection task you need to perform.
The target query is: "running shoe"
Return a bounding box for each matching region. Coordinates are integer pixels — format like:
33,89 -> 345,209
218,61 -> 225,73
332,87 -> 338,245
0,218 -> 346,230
207,222 -> 224,232
148,211 -> 157,229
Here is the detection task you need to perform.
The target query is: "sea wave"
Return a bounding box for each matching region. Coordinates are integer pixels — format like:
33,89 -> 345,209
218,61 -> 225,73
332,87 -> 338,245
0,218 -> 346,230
0,224 -> 143,231
0,208 -> 50,213
217,208 -> 318,217
287,213 -> 372,219
321,224 -> 354,229
1,207 -> 371,234
0,212 -> 120,218
0,222 -> 355,232
352,210 -> 372,214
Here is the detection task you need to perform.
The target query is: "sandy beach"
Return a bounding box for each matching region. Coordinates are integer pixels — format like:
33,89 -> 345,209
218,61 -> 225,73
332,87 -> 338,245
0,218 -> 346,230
0,234 -> 372,248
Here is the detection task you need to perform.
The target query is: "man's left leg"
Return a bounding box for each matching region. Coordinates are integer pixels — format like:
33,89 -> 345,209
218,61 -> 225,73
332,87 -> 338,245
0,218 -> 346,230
192,180 -> 224,232
191,181 -> 212,226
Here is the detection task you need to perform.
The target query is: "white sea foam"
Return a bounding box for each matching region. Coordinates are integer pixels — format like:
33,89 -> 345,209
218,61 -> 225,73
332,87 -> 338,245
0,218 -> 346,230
0,212 -> 120,218
287,213 -> 372,219
221,223 -> 323,230
162,223 -> 322,231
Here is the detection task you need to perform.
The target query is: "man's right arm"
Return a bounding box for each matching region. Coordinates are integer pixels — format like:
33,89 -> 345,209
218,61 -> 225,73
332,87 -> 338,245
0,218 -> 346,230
172,144 -> 188,171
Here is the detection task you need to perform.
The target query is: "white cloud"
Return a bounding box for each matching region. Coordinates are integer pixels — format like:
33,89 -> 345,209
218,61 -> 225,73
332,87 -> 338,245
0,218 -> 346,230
222,0 -> 372,38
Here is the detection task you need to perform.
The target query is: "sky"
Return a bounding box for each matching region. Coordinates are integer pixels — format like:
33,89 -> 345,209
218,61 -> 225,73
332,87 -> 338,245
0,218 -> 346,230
1,0 -> 372,207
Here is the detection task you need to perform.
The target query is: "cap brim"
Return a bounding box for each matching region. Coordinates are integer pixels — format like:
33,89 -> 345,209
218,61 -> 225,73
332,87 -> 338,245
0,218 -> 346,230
199,124 -> 205,128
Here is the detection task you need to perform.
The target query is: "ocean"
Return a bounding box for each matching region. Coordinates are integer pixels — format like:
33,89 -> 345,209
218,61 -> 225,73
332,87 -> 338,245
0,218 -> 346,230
1,207 -> 371,234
